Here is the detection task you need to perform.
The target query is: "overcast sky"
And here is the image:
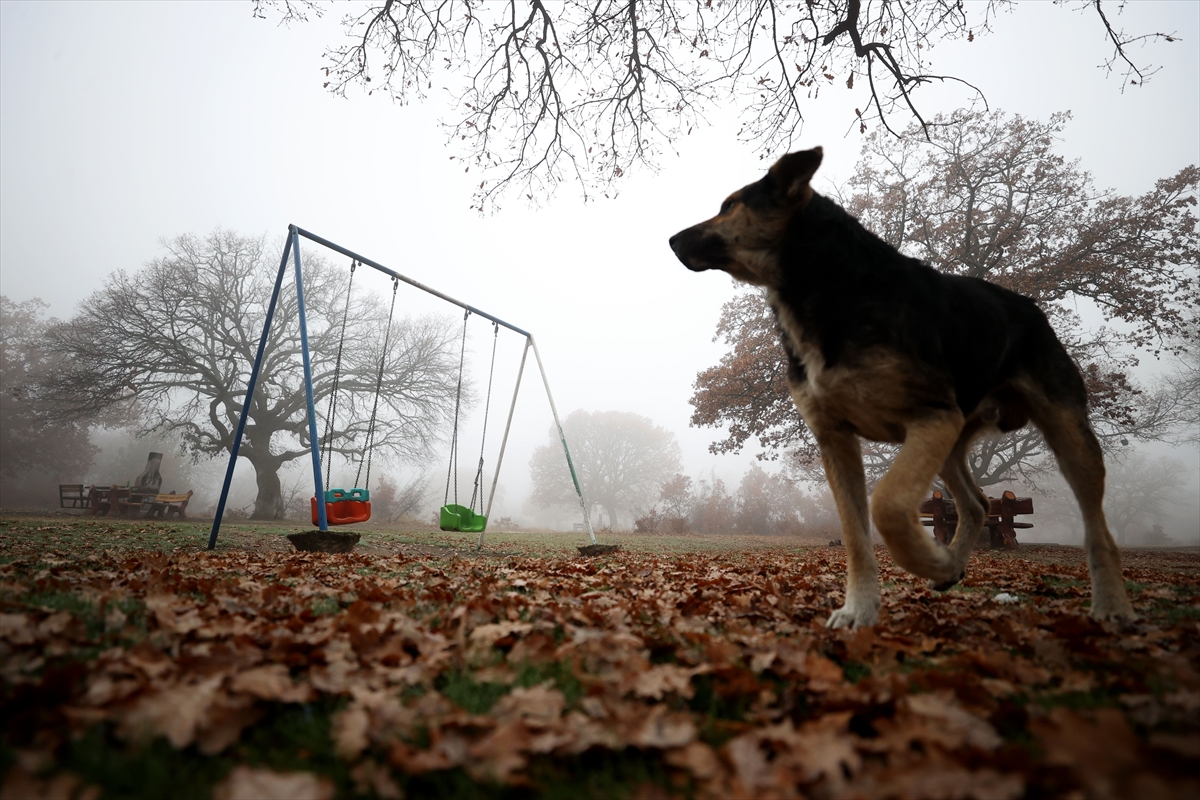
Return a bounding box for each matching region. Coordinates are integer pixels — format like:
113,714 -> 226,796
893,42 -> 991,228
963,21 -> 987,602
1,1 -> 1197,521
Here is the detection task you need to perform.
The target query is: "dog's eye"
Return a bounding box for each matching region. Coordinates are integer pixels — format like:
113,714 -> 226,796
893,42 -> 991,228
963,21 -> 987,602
720,198 -> 736,215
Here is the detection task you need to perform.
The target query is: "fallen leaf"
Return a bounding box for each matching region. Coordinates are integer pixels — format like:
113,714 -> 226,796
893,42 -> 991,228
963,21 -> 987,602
213,766 -> 334,800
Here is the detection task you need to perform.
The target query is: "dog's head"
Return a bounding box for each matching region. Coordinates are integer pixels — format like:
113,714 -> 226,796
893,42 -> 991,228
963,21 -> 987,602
668,147 -> 823,287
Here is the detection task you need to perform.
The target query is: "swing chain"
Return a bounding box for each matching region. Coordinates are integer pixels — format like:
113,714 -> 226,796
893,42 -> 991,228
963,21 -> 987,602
321,259 -> 357,493
469,321 -> 499,514
445,308 -> 470,507
355,275 -> 400,492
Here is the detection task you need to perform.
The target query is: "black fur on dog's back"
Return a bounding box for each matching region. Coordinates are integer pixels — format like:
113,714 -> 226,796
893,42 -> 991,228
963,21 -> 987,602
670,146 -> 1135,627
775,193 -> 1087,426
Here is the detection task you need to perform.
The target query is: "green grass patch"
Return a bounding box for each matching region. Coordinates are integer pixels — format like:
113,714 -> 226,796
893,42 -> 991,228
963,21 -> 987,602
842,660 -> 872,684
390,748 -> 676,800
1041,576 -> 1086,588
1160,604 -> 1200,623
437,669 -> 512,715
17,591 -> 146,648
310,596 -> 341,616
946,584 -> 993,594
689,674 -> 751,725
1025,688 -> 1118,711
436,660 -> 584,715
234,700 -> 352,782
54,698 -> 354,800
514,661 -> 584,707
22,589 -> 95,618
59,727 -> 233,800
526,748 -> 677,800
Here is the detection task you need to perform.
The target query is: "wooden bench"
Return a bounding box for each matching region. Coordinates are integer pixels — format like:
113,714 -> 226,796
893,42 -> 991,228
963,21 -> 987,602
920,490 -> 1033,550
148,490 -> 193,519
59,484 -> 90,510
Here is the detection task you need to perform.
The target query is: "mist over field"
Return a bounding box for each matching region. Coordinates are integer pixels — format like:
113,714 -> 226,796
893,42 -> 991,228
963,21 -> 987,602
0,1 -> 1196,548
4,5 -> 1200,799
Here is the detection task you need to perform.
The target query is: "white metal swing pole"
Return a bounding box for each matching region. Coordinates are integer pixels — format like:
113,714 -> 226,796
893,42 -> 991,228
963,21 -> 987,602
478,337 -> 531,551
529,336 -> 597,546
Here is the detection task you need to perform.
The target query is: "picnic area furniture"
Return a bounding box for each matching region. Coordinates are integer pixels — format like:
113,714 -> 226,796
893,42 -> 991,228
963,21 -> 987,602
86,486 -> 193,519
59,484 -> 90,509
147,490 -> 193,518
88,486 -> 122,517
119,489 -> 157,516
919,490 -> 1034,550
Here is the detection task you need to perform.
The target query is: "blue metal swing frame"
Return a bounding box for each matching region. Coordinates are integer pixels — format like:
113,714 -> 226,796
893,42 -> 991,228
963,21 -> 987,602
206,225 -> 597,552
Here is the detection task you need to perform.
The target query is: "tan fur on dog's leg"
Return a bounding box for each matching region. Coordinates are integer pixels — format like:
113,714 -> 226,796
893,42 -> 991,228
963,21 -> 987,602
871,412 -> 964,585
814,428 -> 880,629
1033,404 -> 1135,622
939,426 -> 990,576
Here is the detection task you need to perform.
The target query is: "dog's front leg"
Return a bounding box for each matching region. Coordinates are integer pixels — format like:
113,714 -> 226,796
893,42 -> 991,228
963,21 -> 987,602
812,426 -> 880,629
871,412 -> 965,586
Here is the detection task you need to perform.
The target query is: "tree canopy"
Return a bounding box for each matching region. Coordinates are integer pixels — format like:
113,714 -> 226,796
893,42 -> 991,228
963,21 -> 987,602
529,409 -> 682,528
1103,452 -> 1191,546
44,230 -> 464,518
255,0 -> 1176,209
691,109 -> 1198,488
0,297 -> 96,506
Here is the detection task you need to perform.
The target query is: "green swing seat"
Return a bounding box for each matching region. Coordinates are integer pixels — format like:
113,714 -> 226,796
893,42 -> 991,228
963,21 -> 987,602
439,504 -> 487,533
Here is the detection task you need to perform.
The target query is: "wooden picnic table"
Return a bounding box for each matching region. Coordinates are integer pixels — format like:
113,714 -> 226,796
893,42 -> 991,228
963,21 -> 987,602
919,490 -> 1033,550
86,486 -> 193,519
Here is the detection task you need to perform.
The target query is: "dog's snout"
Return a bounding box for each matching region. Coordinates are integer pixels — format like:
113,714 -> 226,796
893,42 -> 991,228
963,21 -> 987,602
669,225 -> 727,273
668,229 -> 686,256
669,226 -> 706,266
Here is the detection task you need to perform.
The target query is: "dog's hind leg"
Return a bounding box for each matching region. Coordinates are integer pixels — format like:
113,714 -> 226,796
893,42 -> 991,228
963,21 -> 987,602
939,424 -> 990,581
813,427 -> 881,629
871,412 -> 964,586
1032,401 -> 1135,622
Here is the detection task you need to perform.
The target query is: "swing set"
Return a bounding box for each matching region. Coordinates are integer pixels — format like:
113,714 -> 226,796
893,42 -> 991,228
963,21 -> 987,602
206,225 -> 597,552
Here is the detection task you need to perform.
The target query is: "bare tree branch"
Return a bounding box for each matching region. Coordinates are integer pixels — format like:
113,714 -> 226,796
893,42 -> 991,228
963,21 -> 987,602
254,0 -> 1174,210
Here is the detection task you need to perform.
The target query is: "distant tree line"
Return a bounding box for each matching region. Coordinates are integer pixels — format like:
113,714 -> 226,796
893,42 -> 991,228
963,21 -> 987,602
634,465 -> 838,538
3,231 -> 465,519
0,298 -> 95,508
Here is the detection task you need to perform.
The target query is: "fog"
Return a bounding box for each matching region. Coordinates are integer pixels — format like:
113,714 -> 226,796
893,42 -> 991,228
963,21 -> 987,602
1,1 -> 1196,542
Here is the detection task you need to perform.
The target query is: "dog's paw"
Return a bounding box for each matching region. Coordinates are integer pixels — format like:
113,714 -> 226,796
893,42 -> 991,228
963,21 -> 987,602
929,569 -> 965,592
1089,597 -> 1137,624
826,602 -> 880,629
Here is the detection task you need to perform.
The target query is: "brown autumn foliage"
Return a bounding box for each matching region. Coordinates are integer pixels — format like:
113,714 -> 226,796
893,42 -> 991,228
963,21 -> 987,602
2,521 -> 1198,798
691,110 -> 1198,486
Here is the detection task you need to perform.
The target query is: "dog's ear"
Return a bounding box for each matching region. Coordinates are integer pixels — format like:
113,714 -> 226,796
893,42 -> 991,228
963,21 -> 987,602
768,147 -> 823,201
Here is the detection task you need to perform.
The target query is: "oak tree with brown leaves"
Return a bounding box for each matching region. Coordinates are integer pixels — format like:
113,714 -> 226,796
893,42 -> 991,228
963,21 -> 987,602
691,109 -> 1199,488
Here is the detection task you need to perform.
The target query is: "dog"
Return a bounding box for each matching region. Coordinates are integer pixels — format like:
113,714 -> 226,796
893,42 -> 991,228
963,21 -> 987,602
669,147 -> 1135,629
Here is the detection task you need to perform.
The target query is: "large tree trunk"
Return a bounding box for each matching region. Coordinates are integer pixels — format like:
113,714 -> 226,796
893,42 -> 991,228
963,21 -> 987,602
595,499 -> 619,530
250,458 -> 285,520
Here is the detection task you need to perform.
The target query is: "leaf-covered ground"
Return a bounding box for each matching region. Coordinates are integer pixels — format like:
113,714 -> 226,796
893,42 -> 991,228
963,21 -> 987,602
2,516 -> 1198,799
